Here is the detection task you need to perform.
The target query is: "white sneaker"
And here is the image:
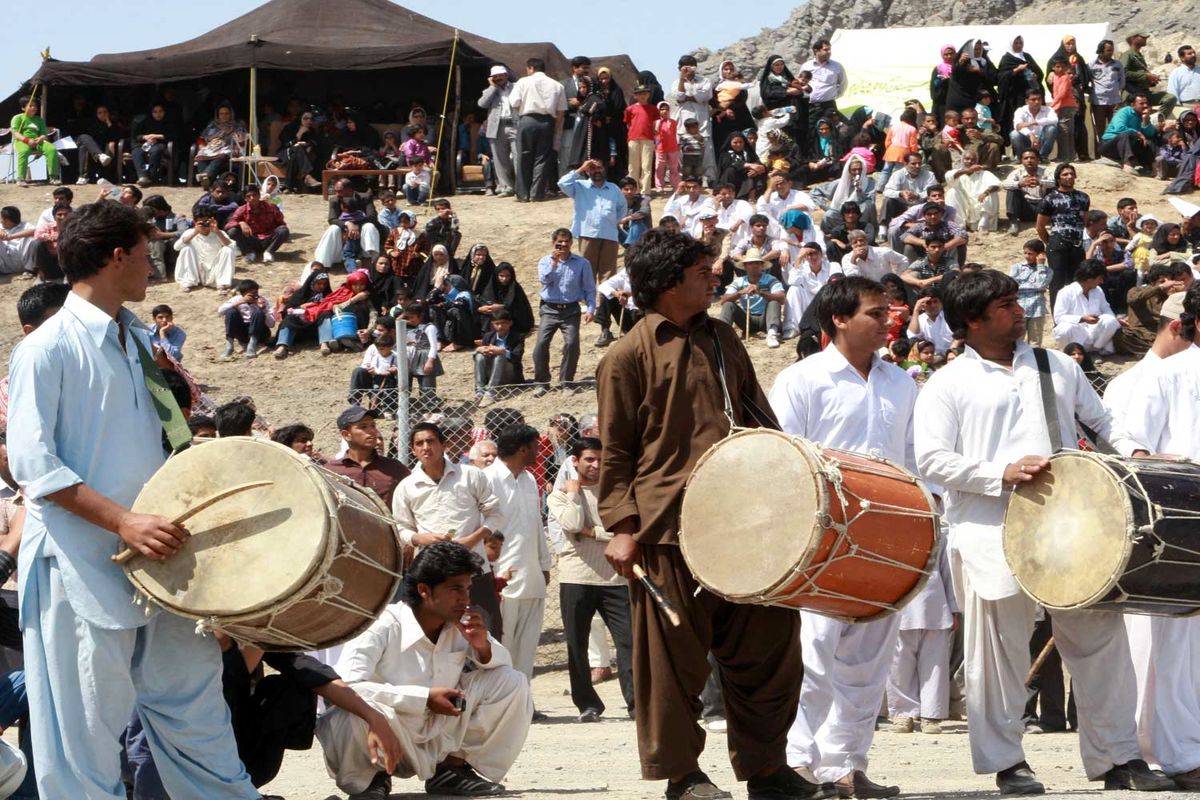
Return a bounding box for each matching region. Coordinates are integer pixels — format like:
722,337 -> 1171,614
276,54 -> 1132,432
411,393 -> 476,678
766,330 -> 781,348
76,176 -> 89,185
244,252 -> 257,263
97,153 -> 112,166
262,250 -> 274,263
704,718 -> 728,733
0,739 -> 27,796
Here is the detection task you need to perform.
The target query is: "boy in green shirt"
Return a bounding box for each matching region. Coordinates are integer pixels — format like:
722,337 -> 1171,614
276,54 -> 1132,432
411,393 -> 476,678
9,96 -> 58,185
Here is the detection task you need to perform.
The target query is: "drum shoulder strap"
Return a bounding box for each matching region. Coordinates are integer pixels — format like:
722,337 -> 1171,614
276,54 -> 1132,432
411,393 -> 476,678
706,320 -> 779,432
1033,347 -> 1063,453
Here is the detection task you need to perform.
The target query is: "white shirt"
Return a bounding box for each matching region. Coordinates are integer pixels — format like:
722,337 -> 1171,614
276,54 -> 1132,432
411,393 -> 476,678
175,229 -> 231,265
840,246 -> 908,282
715,198 -> 756,247
786,259 -> 839,314
1119,344 -> 1200,457
1012,104 -> 1058,132
914,342 -> 1134,600
882,167 -> 937,201
1052,281 -> 1115,325
799,57 -> 847,103
598,269 -> 637,309
915,312 -> 953,355
391,457 -> 504,565
405,167 -> 432,189
663,193 -> 716,233
359,343 -> 397,374
670,77 -> 714,136
756,188 -> 815,224
484,460 -> 551,599
1102,350 -> 1162,430
510,71 -> 568,117
335,601 -> 511,716
768,345 -> 917,470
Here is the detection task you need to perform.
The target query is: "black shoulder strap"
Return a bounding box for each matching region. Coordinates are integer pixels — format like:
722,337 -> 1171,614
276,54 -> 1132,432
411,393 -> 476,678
707,319 -> 780,432
1033,347 -> 1063,453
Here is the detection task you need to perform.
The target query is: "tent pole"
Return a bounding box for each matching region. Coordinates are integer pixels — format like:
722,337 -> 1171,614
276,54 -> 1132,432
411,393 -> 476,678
429,29 -> 459,207
448,64 -> 461,196
247,34 -> 260,187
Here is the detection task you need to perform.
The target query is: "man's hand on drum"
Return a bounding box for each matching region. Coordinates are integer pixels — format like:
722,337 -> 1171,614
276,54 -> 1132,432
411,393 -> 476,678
118,511 -> 187,561
605,533 -> 640,580
1003,455 -> 1050,486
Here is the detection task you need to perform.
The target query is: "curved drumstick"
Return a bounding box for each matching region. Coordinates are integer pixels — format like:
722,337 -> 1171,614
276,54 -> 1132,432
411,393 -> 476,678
112,480 -> 275,565
632,564 -> 681,627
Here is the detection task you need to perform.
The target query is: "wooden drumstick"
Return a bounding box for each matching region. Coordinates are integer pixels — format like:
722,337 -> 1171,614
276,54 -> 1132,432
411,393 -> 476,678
112,480 -> 275,565
1025,636 -> 1056,688
632,564 -> 681,627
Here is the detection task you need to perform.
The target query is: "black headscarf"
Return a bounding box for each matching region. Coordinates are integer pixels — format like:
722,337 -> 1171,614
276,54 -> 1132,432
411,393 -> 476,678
1152,223 -> 1187,255
636,70 -> 665,105
479,261 -> 535,334
997,37 -> 1043,136
464,243 -> 497,297
947,39 -> 997,112
368,257 -> 403,312
717,130 -> 759,172
759,54 -> 797,110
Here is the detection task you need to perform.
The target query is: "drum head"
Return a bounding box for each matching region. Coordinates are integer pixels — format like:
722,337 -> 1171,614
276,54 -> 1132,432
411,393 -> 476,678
129,438 -> 331,617
1004,452 -> 1133,609
681,430 -> 823,600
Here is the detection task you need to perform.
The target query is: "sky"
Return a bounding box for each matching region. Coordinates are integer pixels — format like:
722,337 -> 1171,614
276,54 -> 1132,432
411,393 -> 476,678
0,0 -> 789,101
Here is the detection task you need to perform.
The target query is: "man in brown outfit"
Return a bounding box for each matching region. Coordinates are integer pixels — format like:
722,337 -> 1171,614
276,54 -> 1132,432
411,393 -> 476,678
597,229 -> 834,800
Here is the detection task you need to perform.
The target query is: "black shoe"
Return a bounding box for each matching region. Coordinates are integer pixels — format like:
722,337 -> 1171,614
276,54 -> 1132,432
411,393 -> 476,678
531,709 -> 549,722
578,708 -> 601,722
595,329 -> 615,347
747,767 -> 837,799
1103,759 -> 1175,792
348,771 -> 391,800
996,762 -> 1045,795
834,770 -> 899,798
665,771 -> 733,800
425,762 -> 504,796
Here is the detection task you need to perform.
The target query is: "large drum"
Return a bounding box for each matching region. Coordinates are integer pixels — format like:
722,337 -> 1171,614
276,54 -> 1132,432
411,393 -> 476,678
122,437 -> 403,651
680,429 -> 940,621
1005,451 -> 1200,616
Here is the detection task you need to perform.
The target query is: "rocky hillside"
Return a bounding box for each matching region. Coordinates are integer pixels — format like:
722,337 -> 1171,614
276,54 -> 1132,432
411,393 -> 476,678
694,0 -> 1193,78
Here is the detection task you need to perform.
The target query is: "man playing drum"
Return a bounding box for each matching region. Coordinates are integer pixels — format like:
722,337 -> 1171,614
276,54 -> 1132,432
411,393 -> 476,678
1114,284 -> 1200,790
768,276 -> 918,799
914,269 -> 1170,795
597,229 -> 833,800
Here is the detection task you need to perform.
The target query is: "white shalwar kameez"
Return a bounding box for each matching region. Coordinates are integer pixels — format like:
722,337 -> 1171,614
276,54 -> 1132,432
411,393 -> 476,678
769,346 -> 917,782
784,258 -> 839,333
915,342 -> 1142,779
1052,281 -> 1120,352
1114,344 -> 1200,776
173,231 -> 236,290
887,533 -> 956,721
317,602 -> 533,795
945,168 -> 1001,231
313,221 -> 382,270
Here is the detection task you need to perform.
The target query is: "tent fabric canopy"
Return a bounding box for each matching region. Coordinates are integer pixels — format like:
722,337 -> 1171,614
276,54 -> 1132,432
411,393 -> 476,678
29,0 -> 638,88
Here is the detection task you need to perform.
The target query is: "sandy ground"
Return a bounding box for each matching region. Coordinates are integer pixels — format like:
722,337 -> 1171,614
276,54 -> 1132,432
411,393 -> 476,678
0,163 -> 1191,798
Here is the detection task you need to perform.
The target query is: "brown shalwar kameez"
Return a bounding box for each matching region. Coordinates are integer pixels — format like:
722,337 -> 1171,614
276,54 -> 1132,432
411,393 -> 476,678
597,310 -> 802,782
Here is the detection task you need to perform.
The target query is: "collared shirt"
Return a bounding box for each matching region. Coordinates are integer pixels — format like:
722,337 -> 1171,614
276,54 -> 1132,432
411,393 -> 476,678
547,484 -> 623,587
663,193 -> 717,234
768,346 -> 917,470
336,601 -> 511,716
226,200 -> 285,238
1168,64 -> 1200,102
557,172 -> 627,243
484,461 -> 551,600
914,342 -> 1135,600
840,246 -> 909,282
1011,261 -> 1052,318
1012,104 -> 1058,132
882,167 -> 937,202
888,202 -> 957,236
755,188 -> 815,224
725,273 -> 784,317
905,217 -> 967,245
8,291 -> 166,629
537,253 -> 596,313
597,312 -> 776,545
786,260 -> 838,316
151,324 -> 186,361
358,344 -> 398,375
669,78 -> 714,136
324,453 -> 410,508
598,269 -> 637,309
916,312 -> 953,355
715,198 -> 755,246
1119,345 -> 1200,457
1102,350 -> 1162,432
510,71 -> 567,117
378,206 -> 403,233
1052,281 -> 1115,325
391,457 -> 503,562
1001,166 -> 1055,203
799,57 -> 847,102
1089,58 -> 1126,106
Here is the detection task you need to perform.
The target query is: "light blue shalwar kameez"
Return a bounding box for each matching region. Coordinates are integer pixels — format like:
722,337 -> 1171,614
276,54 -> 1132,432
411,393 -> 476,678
8,291 -> 257,800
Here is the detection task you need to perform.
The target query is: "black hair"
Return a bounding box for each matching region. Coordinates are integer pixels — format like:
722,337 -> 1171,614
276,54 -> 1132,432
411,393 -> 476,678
571,56 -> 592,68
812,38 -> 831,51
658,215 -> 679,227
123,185 -> 143,203
618,176 -> 638,189
918,285 -> 943,301
432,198 -> 451,209
1096,38 -> 1114,56
923,233 -> 947,245
1115,197 -> 1137,211
52,186 -> 73,202
162,370 -> 191,412
943,269 -> 1019,336
484,530 -> 505,544
1020,149 -> 1040,161
151,304 -> 173,318
1049,57 -> 1068,69
1053,162 -> 1075,183
235,278 -> 260,294
496,423 -> 540,458
748,213 -> 770,227
900,108 -> 918,126
890,338 -> 911,360
905,151 -> 923,164
1025,89 -> 1045,100
551,227 -> 573,241
187,415 -> 216,436
0,206 -> 19,225
193,205 -> 218,221
1074,259 -> 1106,282
142,194 -> 171,214
214,402 -> 256,437
926,183 -> 945,196
816,276 -> 888,339
1086,210 -> 1108,226
271,424 -> 315,448
716,182 -> 737,193
242,184 -> 261,197
1145,262 -> 1185,284
56,201 -> 156,283
839,201 -> 861,216
526,57 -> 547,72
17,282 -> 69,328
402,300 -> 429,322
409,421 -> 446,447
1180,45 -> 1196,58
678,54 -> 698,67
1062,342 -> 1099,374
1023,239 -> 1046,254
491,308 -> 513,322
628,228 -> 715,311
1181,283 -> 1200,341
571,436 -> 603,459
400,541 -> 484,608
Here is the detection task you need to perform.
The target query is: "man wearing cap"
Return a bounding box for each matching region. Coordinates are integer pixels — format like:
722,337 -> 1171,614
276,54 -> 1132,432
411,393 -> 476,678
1113,261 -> 1192,356
510,58 -> 568,202
323,407 -> 410,508
721,247 -> 786,348
1120,34 -> 1176,116
558,159 -> 627,284
479,66 -> 519,198
1168,45 -> 1200,107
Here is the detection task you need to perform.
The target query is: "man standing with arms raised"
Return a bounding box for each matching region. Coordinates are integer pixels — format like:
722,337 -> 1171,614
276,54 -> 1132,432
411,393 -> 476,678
559,158 -> 627,284
511,58 -> 567,203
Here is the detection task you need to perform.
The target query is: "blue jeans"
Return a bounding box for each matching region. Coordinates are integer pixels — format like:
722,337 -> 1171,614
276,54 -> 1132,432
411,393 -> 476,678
341,237 -> 362,271
276,317 -> 333,348
404,183 -> 429,205
619,219 -> 648,247
125,712 -> 168,800
0,671 -> 37,799
1010,125 -> 1059,161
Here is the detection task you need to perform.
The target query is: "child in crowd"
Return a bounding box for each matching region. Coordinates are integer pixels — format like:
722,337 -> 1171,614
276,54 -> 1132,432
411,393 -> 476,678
623,85 -> 657,194
679,118 -> 705,181
219,278 -> 275,359
899,338 -> 936,379
884,338 -> 910,364
1012,238 -> 1052,345
918,114 -> 942,164
940,109 -> 964,155
1156,130 -> 1186,180
975,88 -> 997,132
714,68 -> 754,105
400,300 -> 442,395
384,211 -> 428,286
474,308 -> 525,405
881,108 -> 920,185
337,197 -> 369,270
1124,214 -> 1159,275
379,129 -> 404,185
348,331 -> 399,414
150,303 -> 186,362
884,279 -> 912,344
1048,59 -> 1078,162
404,158 -> 432,206
484,531 -> 512,594
378,191 -> 402,233
400,124 -> 436,166
654,102 -> 681,191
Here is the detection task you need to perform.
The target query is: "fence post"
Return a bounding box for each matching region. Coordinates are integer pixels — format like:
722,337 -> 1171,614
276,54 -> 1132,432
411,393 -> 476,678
395,316 -> 411,467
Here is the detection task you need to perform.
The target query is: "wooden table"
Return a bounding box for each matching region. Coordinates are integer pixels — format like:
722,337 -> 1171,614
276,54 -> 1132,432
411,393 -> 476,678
322,168 -> 411,199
